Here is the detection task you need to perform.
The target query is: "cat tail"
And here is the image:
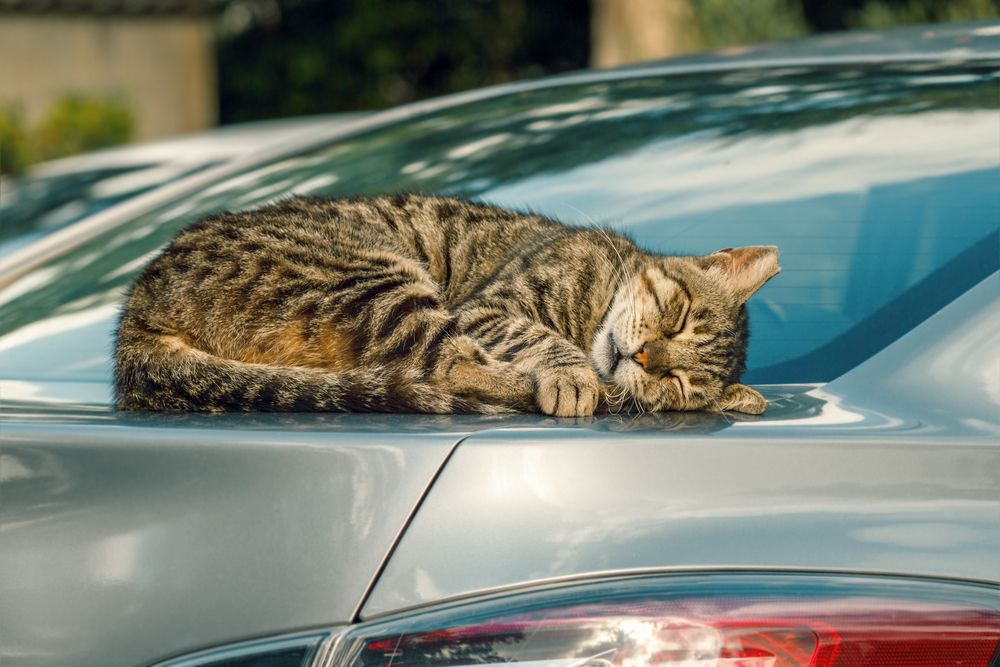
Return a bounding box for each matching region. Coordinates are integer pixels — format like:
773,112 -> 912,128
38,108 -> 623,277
113,326 -> 498,413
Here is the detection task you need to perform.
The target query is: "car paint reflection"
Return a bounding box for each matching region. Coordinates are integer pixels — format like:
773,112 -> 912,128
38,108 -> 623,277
0,383 -> 888,435
0,427 -> 455,667
365,427 -> 1000,617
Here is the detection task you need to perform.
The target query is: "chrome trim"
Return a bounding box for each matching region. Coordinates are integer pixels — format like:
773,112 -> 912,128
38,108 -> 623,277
310,630 -> 348,667
151,630 -> 331,667
357,566 -> 1000,622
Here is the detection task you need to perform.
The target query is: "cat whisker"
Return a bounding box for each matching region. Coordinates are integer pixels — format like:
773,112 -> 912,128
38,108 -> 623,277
582,225 -> 629,297
603,382 -> 631,415
591,224 -> 639,325
587,250 -> 628,305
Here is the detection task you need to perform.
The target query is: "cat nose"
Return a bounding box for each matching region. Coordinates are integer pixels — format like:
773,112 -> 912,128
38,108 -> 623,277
632,344 -> 649,369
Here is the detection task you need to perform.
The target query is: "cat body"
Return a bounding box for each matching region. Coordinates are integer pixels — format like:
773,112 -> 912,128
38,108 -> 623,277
115,194 -> 779,416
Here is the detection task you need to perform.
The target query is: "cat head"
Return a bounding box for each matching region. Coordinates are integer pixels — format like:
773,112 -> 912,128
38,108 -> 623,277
591,246 -> 779,414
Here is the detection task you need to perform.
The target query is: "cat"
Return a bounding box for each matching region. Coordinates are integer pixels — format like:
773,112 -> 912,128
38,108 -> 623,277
114,194 -> 779,416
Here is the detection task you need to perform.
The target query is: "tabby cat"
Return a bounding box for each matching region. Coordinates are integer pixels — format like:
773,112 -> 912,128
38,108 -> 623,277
115,194 -> 779,416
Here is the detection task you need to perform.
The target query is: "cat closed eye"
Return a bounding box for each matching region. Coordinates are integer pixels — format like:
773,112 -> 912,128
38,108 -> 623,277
670,301 -> 691,334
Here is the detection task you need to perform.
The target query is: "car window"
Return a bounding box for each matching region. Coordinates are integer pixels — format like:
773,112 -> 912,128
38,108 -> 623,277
0,60 -> 997,388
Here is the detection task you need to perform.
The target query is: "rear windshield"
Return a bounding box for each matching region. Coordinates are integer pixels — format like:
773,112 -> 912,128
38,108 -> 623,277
1,60 -> 997,387
0,162 -> 216,259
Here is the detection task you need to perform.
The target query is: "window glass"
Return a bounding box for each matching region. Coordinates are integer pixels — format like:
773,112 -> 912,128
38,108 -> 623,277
0,162 -> 215,258
0,61 -> 996,387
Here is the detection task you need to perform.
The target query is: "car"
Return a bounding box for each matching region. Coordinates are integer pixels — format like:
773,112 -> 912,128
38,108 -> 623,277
0,113 -> 365,259
1,20 -> 998,667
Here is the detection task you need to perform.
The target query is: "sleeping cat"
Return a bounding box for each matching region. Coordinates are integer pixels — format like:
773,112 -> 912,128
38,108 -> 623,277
114,194 -> 779,416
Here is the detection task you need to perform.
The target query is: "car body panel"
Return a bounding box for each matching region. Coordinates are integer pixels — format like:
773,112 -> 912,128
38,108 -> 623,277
0,414 -> 457,667
364,274 -> 1000,616
365,420 -> 1000,618
828,275 -> 1000,436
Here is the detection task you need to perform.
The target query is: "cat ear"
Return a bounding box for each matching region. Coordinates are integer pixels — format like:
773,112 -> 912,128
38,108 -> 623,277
717,383 -> 767,414
700,245 -> 780,304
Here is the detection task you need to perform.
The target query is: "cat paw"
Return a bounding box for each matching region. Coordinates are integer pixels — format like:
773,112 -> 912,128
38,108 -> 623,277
534,366 -> 600,417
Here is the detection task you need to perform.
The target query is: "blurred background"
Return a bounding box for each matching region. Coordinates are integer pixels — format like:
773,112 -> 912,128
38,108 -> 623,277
1,0 -> 998,175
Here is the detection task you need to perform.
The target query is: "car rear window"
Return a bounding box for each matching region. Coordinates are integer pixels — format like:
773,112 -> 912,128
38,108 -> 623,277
0,60 -> 997,387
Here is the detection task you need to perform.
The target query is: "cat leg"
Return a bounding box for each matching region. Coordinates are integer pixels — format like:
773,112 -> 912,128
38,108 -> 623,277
307,259 -> 533,411
431,335 -> 535,411
458,309 -> 601,417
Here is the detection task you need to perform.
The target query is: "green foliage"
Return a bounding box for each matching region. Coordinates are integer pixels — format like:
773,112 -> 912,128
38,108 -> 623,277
688,0 -> 999,49
692,0 -> 811,49
0,106 -> 32,176
1,95 -> 134,174
216,0 -> 590,122
34,94 -> 134,162
214,0 -> 999,122
848,0 -> 999,27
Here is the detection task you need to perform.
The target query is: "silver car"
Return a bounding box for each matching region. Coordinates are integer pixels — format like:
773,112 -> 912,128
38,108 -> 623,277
1,21 -> 998,667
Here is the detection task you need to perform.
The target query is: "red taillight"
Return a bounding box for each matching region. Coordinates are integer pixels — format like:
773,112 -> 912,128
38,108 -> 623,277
336,575 -> 1000,667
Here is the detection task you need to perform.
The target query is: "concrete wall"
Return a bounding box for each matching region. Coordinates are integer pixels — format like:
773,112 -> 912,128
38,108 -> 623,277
0,14 -> 216,141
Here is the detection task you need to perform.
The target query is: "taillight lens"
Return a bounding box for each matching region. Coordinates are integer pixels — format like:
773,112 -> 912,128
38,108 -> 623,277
330,575 -> 1000,667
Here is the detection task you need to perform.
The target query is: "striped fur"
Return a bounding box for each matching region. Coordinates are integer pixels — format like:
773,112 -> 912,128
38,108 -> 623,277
115,195 -> 778,415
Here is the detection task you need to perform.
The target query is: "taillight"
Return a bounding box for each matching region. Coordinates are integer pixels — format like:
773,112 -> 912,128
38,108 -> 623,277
327,574 -> 1000,667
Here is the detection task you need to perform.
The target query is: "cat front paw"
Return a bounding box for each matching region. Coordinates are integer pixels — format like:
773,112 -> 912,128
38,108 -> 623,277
534,366 -> 600,417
